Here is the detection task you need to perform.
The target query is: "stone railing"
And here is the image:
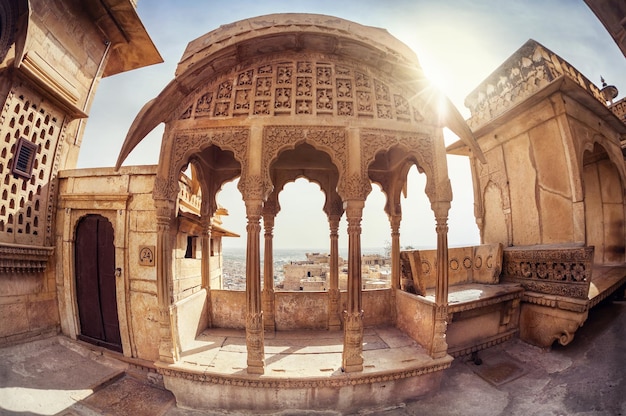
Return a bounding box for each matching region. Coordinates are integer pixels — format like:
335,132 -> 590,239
177,175 -> 201,214
502,245 -> 593,299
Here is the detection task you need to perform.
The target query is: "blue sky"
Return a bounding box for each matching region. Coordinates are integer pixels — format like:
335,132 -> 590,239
79,1 -> 625,250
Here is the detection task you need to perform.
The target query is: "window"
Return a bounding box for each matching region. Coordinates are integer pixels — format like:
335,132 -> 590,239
11,137 -> 37,179
185,236 -> 197,258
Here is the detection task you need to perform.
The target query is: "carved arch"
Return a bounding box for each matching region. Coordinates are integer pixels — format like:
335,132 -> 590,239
579,135 -> 626,197
361,129 -> 436,203
262,126 -> 347,200
153,127 -> 249,202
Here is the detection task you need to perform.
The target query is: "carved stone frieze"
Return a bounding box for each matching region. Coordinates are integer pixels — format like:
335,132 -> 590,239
158,359 -> 452,388
465,40 -> 606,129
502,246 -> 593,299
176,55 -> 425,124
0,243 -> 54,273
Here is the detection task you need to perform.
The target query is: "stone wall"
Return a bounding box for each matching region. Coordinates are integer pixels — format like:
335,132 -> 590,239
57,166 -> 160,359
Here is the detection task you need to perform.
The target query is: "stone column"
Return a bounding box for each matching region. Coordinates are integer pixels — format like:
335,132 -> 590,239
155,199 -> 178,363
245,198 -> 265,374
342,200 -> 364,372
431,203 -> 450,358
390,214 -> 401,323
328,213 -> 342,331
262,206 -> 276,333
201,218 -> 212,327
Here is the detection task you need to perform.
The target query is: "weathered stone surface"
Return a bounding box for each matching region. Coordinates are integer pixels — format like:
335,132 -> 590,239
504,133 -> 541,245
0,303 -> 30,338
130,291 -> 160,361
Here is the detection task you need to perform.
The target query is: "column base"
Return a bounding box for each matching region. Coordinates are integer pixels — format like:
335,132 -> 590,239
342,310 -> 364,372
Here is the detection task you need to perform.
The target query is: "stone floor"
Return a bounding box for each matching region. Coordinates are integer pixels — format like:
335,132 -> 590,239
0,298 -> 624,416
171,326 -> 437,379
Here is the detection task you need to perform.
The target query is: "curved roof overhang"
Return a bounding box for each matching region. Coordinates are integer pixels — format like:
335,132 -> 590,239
115,13 -> 484,169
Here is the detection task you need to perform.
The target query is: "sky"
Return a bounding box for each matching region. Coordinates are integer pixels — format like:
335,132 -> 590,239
78,0 -> 625,251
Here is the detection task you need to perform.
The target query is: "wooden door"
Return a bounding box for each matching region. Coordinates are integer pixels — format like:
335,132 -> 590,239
75,215 -> 122,352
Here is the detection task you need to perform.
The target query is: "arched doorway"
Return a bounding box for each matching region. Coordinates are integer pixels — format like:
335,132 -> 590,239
75,214 -> 122,352
583,143 -> 626,264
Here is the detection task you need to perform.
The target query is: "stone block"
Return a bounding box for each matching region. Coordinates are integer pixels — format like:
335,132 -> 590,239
274,292 -> 328,330
504,133 -> 540,245
362,289 -> 392,327
211,290 -> 246,329
27,298 -> 59,332
71,175 -> 130,194
0,302 -> 30,337
130,291 -> 160,361
128,174 -> 155,194
131,210 -> 157,232
172,289 -> 208,352
530,119 -> 571,197
539,190 -> 574,243
128,194 -> 154,211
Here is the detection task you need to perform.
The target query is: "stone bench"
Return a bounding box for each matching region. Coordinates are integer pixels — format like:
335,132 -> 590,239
400,244 -> 523,357
502,244 -> 626,348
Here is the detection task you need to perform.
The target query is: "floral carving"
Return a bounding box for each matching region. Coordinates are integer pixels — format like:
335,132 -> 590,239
502,246 -> 593,299
183,58 -> 424,123
255,77 -> 272,97
195,93 -> 213,116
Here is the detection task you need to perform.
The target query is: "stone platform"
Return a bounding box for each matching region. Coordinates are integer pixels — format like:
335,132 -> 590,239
157,327 -> 453,413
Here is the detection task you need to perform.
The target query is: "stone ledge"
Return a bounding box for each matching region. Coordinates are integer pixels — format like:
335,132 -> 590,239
0,242 -> 54,273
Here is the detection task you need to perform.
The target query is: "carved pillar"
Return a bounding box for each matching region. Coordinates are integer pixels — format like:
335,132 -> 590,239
262,204 -> 276,333
328,213 -> 342,331
155,198 -> 178,363
342,199 -> 364,372
245,198 -> 265,374
431,202 -> 450,358
390,214 -> 401,323
201,218 -> 213,327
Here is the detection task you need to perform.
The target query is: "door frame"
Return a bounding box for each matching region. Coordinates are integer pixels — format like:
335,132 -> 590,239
57,195 -> 133,357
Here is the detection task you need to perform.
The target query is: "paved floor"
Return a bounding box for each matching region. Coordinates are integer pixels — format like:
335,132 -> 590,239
172,326 -> 437,379
0,299 -> 624,416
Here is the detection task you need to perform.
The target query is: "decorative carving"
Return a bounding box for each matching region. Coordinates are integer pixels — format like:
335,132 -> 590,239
245,311 -> 265,372
180,57 -> 421,122
360,129 -> 435,201
238,174 -> 264,201
157,128 -> 249,202
0,86 -> 64,247
0,243 -> 54,273
195,93 -> 213,116
502,246 -> 593,299
262,126 -> 347,199
342,310 -> 364,372
158,359 -> 452,388
465,40 -> 606,129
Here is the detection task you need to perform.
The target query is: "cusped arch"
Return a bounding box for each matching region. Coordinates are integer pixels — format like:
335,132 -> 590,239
262,126 -> 346,201
362,129 -> 439,204
153,127 -> 248,202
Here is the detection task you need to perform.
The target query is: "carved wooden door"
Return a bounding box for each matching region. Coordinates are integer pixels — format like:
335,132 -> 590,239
75,215 -> 122,352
